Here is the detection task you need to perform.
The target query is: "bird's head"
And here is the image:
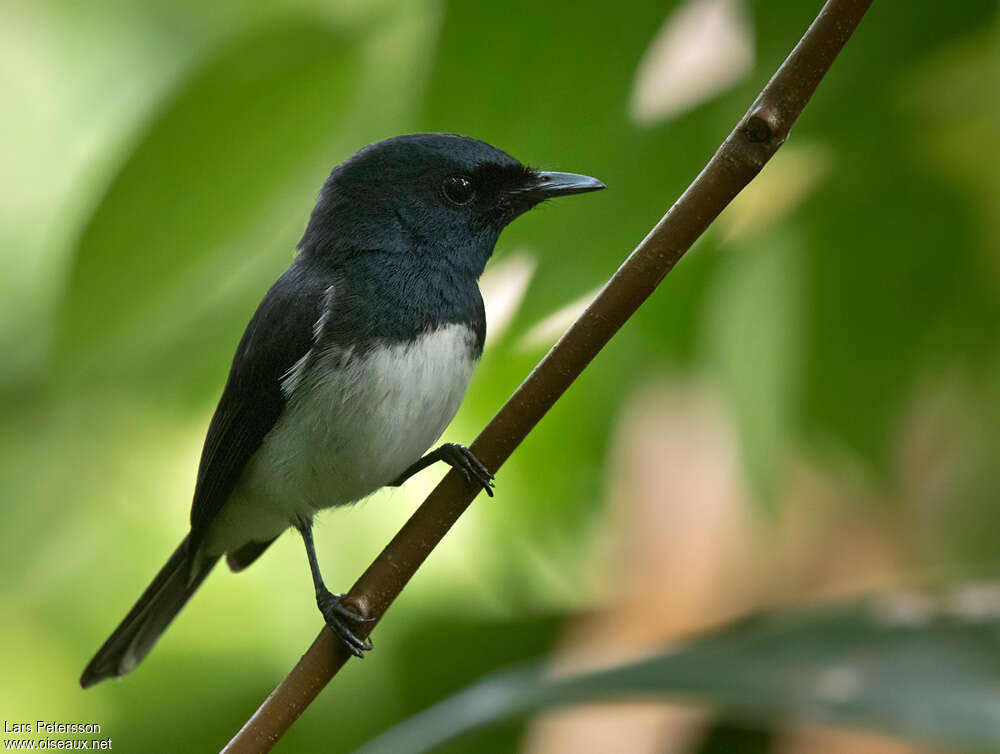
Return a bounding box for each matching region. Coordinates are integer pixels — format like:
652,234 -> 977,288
298,133 -> 604,277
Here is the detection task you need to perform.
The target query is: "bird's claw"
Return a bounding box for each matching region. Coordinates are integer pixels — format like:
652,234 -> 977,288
317,591 -> 374,657
444,443 -> 495,497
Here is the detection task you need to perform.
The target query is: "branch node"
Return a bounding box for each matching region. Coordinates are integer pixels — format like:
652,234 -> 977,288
744,111 -> 777,144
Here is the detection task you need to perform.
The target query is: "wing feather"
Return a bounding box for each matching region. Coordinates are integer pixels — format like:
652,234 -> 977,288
188,262 -> 327,554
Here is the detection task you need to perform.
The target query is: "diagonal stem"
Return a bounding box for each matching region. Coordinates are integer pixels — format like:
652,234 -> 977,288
221,0 -> 874,751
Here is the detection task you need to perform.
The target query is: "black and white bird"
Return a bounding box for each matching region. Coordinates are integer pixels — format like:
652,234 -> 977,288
80,133 -> 604,688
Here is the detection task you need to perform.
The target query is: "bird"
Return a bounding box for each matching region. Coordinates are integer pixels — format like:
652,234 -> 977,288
79,133 -> 604,688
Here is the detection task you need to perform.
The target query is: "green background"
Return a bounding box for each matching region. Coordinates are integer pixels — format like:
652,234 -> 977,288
1,0 -> 998,750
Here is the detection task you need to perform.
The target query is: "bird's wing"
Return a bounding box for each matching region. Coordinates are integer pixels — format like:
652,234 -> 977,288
188,264 -> 328,554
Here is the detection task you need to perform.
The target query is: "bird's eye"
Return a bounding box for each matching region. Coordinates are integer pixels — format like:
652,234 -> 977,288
441,176 -> 475,205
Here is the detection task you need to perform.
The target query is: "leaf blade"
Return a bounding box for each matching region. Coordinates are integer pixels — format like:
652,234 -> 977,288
360,591 -> 1000,753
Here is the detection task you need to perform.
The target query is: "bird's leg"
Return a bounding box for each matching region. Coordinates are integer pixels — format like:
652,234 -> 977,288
390,442 -> 495,497
297,521 -> 373,657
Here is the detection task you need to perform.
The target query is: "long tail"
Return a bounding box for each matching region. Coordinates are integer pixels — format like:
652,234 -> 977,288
80,535 -> 219,688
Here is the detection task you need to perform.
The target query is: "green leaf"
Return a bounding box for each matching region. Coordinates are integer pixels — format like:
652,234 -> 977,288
359,589 -> 1000,753
58,18 -> 363,376
700,231 -> 805,502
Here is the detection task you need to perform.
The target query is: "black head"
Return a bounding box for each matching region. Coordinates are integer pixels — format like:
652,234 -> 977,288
298,133 -> 604,278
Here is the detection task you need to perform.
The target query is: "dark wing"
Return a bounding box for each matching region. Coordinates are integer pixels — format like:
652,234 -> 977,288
188,262 -> 327,554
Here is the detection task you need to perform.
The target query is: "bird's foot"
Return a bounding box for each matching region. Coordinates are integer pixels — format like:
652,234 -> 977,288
317,590 -> 374,657
441,443 -> 495,497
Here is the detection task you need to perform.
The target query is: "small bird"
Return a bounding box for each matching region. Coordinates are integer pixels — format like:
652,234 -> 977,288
80,133 -> 604,687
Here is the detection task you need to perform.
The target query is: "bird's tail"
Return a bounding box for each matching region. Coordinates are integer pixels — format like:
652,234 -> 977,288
80,535 -> 218,688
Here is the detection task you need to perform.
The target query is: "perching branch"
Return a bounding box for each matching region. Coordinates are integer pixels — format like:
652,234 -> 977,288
221,0 -> 873,751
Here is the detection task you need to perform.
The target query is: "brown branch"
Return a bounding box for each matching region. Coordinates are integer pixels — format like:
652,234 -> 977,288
220,0 -> 873,750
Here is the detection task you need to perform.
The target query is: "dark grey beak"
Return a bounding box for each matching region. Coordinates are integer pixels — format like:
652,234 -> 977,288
512,170 -> 606,200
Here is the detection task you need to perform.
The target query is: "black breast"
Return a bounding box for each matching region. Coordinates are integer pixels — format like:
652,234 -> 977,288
302,252 -> 486,359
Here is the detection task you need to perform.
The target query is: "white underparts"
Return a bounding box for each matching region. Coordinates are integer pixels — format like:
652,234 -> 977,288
203,323 -> 479,556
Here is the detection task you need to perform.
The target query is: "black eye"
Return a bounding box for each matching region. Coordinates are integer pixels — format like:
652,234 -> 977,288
441,176 -> 475,205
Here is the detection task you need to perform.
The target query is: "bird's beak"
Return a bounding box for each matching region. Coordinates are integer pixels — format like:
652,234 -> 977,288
511,171 -> 606,200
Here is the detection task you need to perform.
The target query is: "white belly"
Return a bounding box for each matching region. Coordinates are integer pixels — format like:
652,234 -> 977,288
204,323 -> 478,554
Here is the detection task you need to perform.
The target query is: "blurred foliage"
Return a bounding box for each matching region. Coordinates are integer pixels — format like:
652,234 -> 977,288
1,0 -> 998,751
360,591 -> 1000,753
